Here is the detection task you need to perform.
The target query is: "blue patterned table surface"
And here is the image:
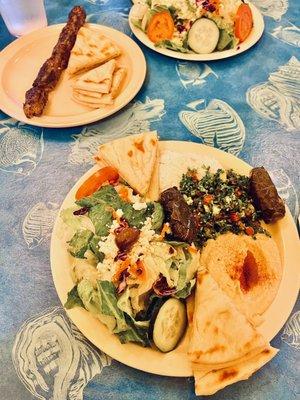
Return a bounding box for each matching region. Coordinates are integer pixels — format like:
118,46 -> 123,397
0,1 -> 299,399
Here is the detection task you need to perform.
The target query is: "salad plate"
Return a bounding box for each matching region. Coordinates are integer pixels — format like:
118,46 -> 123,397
129,2 -> 264,61
50,140 -> 299,377
0,24 -> 146,128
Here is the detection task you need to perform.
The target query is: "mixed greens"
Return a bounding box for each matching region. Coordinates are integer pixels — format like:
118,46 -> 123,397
63,182 -> 197,349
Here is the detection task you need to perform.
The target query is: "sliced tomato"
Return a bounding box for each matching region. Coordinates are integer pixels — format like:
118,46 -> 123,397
234,3 -> 253,43
75,166 -> 119,200
147,11 -> 174,43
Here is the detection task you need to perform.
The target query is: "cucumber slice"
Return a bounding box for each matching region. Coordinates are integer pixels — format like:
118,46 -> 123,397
188,18 -> 220,54
151,298 -> 187,353
217,29 -> 233,51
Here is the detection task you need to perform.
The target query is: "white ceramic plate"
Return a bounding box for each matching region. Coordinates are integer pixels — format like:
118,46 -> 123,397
129,3 -> 264,61
0,24 -> 146,128
50,141 -> 299,377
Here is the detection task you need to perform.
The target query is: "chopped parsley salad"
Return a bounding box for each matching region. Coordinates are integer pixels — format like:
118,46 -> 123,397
131,0 -> 253,54
62,164 -> 271,351
180,167 -> 269,248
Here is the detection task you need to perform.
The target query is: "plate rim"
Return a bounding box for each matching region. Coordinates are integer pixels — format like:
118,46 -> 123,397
129,2 -> 264,61
0,23 -> 146,128
50,140 -> 300,377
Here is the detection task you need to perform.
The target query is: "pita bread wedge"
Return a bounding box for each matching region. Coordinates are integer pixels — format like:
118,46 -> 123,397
73,59 -> 116,93
74,89 -> 104,99
194,346 -> 278,395
72,92 -> 113,108
189,271 -> 278,395
188,271 -> 268,365
68,26 -> 121,75
145,145 -> 160,201
97,132 -> 158,196
111,68 -> 127,98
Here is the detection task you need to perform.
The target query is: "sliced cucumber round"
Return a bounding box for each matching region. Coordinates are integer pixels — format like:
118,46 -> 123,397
188,18 -> 220,54
151,298 -> 187,353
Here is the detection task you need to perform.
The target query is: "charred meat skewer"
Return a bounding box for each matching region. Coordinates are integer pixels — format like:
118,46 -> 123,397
23,5 -> 86,118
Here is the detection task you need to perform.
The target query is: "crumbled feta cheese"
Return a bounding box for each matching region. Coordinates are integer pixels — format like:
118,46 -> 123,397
212,205 -> 221,215
183,194 -> 193,205
133,202 -> 147,210
130,217 -> 157,263
225,196 -> 231,204
109,219 -> 120,232
115,209 -> 123,218
98,234 -> 119,261
204,205 -> 210,213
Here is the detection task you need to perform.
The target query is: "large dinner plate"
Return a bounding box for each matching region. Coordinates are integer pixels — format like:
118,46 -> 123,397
50,141 -> 299,377
0,24 -> 146,128
129,3 -> 264,61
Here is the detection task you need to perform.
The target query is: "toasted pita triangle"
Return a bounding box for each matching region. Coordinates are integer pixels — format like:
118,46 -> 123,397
73,80 -> 111,93
68,26 -> 121,75
98,132 -> 158,196
73,59 -> 116,94
78,59 -> 116,82
189,271 -> 278,395
194,347 -> 278,395
74,89 -> 103,99
188,271 -> 268,365
72,92 -> 113,108
111,68 -> 126,99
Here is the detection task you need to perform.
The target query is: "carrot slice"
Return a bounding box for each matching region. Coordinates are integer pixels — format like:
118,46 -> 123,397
118,186 -> 130,202
234,4 -> 253,42
75,166 -> 119,200
147,11 -> 174,43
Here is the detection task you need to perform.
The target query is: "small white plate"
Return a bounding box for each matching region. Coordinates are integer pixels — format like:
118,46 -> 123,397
50,141 -> 300,377
129,3 -> 264,61
0,24 -> 146,128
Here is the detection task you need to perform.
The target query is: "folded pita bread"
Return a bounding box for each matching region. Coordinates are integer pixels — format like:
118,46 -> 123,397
73,59 -> 116,93
189,271 -> 278,395
97,132 -> 158,196
194,347 -> 278,395
145,145 -> 160,201
111,68 -> 127,99
72,92 -> 113,108
68,26 -> 121,75
74,89 -> 104,99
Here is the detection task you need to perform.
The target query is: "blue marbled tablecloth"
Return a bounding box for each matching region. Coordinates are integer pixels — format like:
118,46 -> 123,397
0,0 -> 299,399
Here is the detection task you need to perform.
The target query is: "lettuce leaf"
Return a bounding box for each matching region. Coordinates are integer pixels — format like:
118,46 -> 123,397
64,285 -> 84,309
117,323 -> 150,346
121,202 -> 154,228
76,185 -> 122,209
89,235 -> 104,262
131,18 -> 143,30
97,280 -> 128,333
156,40 -> 191,53
151,202 -> 164,231
68,229 -> 94,258
89,204 -> 113,237
77,279 -> 100,315
174,278 -> 196,299
98,281 -> 149,345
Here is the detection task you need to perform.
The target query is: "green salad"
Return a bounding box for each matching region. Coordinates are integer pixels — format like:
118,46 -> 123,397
131,0 -> 253,54
62,182 -> 198,349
